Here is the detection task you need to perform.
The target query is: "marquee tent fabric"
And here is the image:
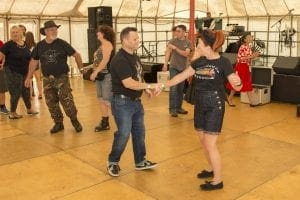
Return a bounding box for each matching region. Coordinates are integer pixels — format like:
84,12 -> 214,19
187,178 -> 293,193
0,0 -> 299,63
0,0 -> 299,18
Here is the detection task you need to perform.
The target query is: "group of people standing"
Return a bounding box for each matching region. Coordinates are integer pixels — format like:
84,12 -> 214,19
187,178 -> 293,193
0,17 -> 260,191
0,21 -> 83,133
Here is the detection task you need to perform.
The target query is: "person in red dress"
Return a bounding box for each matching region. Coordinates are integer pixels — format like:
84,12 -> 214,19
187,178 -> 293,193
227,32 -> 260,106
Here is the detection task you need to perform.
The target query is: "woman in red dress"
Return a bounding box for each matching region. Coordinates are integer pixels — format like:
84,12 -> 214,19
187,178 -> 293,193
227,32 -> 260,106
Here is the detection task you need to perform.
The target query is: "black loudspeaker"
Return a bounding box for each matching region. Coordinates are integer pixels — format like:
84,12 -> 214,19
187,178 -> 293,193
225,42 -> 241,53
87,29 -> 99,63
142,62 -> 163,83
251,67 -> 272,86
222,53 -> 237,67
271,74 -> 300,104
88,6 -> 112,29
229,26 -> 245,36
272,56 -> 300,76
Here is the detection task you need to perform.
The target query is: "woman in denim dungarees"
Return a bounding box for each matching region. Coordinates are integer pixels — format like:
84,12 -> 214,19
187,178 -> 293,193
162,30 -> 243,191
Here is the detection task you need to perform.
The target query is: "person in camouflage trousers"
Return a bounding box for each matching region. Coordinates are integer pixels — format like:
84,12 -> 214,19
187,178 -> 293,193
43,74 -> 78,125
25,21 -> 83,134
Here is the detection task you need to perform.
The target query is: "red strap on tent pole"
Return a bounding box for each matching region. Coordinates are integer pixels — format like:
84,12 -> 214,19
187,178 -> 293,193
188,0 -> 195,47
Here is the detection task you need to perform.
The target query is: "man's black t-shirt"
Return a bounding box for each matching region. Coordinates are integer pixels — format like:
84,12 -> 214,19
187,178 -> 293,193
191,56 -> 233,98
110,48 -> 143,98
31,38 -> 75,77
203,18 -> 214,28
0,40 -> 31,75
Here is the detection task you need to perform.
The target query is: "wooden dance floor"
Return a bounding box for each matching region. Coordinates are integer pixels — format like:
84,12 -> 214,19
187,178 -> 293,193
0,77 -> 299,200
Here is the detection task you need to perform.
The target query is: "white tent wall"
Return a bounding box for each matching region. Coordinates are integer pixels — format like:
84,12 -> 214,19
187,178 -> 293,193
0,19 -> 5,40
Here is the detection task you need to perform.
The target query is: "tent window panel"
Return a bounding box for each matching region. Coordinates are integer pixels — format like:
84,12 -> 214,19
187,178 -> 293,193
71,22 -> 88,63
0,20 -> 5,41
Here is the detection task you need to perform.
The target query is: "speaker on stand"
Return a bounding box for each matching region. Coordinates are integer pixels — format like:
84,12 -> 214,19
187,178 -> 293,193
87,6 -> 113,63
87,29 -> 99,65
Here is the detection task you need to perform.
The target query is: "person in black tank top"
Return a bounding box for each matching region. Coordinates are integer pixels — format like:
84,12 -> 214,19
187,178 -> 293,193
90,25 -> 116,132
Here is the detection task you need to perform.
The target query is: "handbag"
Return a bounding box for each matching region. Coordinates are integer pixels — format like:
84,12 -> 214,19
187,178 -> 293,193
82,68 -> 106,81
95,71 -> 107,81
184,77 -> 195,105
82,68 -> 93,80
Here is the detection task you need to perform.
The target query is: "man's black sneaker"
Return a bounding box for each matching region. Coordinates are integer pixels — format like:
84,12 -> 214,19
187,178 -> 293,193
135,160 -> 157,170
71,119 -> 82,132
197,170 -> 214,179
50,123 -> 64,134
200,181 -> 223,191
0,106 -> 9,114
177,109 -> 188,114
107,164 -> 120,177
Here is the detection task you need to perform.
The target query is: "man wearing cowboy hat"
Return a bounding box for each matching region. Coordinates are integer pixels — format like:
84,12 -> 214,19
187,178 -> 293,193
25,20 -> 84,134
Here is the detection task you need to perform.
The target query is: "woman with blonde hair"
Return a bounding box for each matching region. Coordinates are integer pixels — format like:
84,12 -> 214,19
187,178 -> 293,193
0,26 -> 38,119
162,29 -> 242,190
25,31 -> 43,99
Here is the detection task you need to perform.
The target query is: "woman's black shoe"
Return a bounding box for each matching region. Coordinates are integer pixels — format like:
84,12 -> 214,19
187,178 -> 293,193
200,181 -> 223,191
95,117 -> 110,132
197,170 -> 214,179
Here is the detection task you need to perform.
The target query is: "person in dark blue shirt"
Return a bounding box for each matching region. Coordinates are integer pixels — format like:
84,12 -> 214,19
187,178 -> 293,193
0,26 -> 38,119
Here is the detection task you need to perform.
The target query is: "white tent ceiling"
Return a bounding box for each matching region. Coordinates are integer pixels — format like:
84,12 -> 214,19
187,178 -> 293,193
0,0 -> 299,18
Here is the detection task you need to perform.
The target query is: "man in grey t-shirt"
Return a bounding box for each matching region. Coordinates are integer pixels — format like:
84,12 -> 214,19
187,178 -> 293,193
162,25 -> 192,117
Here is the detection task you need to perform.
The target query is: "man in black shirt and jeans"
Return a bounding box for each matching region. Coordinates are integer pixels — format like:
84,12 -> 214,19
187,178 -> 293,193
107,27 -> 159,177
25,20 -> 83,134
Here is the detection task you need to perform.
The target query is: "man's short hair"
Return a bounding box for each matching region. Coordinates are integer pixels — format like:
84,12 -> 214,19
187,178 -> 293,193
177,25 -> 187,32
120,27 -> 137,42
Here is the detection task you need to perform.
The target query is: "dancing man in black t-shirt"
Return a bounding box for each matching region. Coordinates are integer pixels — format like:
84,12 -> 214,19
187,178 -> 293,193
107,27 -> 160,177
25,21 -> 83,134
203,12 -> 215,30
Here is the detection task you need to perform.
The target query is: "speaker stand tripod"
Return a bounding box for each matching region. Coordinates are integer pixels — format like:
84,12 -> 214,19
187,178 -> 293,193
138,0 -> 154,62
271,9 -> 294,56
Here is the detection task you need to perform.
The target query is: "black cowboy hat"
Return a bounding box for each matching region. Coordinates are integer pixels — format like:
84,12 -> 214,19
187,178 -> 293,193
40,20 -> 61,35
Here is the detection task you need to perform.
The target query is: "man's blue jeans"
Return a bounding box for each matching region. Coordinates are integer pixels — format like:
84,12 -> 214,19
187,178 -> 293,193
169,67 -> 185,113
108,96 -> 146,165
